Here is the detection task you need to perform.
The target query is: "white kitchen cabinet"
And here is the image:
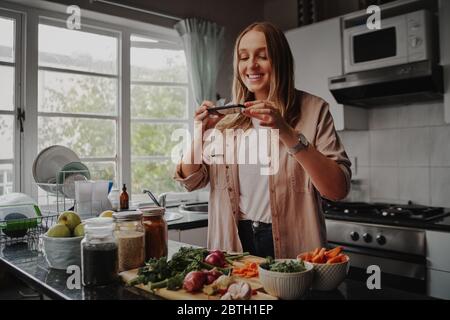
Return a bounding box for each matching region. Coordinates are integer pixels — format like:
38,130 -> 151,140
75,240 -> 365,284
285,18 -> 368,131
439,0 -> 450,124
425,230 -> 450,299
170,227 -> 208,248
427,269 -> 450,300
168,229 -> 180,242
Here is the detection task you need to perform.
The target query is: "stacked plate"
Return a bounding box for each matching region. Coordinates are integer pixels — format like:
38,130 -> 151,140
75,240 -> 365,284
33,145 -> 91,198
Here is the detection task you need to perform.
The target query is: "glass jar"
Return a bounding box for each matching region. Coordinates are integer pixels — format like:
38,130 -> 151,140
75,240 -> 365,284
139,206 -> 168,260
81,217 -> 118,287
113,211 -> 145,272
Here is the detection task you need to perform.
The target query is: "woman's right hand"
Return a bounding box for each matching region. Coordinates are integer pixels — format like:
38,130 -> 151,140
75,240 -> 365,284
194,100 -> 225,132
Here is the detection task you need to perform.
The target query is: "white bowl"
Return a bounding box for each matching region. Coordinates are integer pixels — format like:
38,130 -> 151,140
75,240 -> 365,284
304,256 -> 350,291
258,259 -> 314,300
42,234 -> 83,270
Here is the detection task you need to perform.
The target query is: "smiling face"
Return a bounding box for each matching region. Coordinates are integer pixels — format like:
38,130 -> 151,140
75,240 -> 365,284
237,30 -> 272,100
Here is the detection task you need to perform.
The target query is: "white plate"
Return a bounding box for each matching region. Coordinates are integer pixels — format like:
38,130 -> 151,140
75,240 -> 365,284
33,145 -> 80,193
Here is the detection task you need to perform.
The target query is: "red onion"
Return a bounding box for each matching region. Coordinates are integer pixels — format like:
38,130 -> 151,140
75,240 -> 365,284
183,271 -> 206,292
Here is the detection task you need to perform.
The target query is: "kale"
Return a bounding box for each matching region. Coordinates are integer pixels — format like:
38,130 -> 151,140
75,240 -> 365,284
128,247 -> 232,291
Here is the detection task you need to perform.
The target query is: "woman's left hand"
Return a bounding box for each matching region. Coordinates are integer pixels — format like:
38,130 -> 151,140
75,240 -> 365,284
242,100 -> 291,136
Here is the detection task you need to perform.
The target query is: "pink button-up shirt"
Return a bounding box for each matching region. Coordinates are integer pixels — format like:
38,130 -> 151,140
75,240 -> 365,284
174,91 -> 352,258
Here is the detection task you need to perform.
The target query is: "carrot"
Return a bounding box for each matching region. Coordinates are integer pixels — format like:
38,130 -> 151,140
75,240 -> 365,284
326,255 -> 343,264
312,248 -> 320,256
232,261 -> 259,278
325,246 -> 343,259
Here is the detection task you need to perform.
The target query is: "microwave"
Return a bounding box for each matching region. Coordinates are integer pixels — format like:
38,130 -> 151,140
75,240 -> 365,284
343,9 -> 432,74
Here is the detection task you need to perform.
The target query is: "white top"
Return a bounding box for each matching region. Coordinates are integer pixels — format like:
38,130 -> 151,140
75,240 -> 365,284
237,118 -> 271,224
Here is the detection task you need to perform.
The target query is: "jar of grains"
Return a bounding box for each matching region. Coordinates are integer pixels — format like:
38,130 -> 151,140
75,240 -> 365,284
138,206 -> 168,260
81,217 -> 118,287
113,211 -> 145,272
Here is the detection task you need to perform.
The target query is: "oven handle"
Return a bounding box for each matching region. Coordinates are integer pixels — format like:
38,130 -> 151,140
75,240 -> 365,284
328,242 -> 425,264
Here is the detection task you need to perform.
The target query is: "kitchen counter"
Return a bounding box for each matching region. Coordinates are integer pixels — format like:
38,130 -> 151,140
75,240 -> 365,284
166,205 -> 208,230
0,240 -> 432,300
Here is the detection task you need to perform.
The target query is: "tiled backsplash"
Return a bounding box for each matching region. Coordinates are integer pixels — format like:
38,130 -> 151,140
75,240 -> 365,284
339,102 -> 450,207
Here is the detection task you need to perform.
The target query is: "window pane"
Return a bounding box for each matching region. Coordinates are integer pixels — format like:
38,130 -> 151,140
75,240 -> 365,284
0,66 -> 14,111
39,24 -> 117,75
83,161 -> 116,181
131,123 -> 187,157
38,70 -> 117,115
0,164 -> 14,196
0,115 -> 14,159
131,85 -> 187,119
0,17 -> 14,63
38,117 -> 116,157
131,47 -> 187,82
131,160 -> 183,196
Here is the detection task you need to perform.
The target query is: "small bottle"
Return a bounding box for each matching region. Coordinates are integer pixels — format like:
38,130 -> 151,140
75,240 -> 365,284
120,184 -> 129,210
108,187 -> 120,211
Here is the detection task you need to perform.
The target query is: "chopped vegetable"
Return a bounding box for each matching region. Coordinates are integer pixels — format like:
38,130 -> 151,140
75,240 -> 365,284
260,257 -> 306,273
232,262 -> 259,278
128,247 -> 249,291
298,247 -> 348,264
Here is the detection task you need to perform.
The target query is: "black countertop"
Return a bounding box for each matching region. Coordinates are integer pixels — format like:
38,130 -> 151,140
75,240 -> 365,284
0,240 -> 432,300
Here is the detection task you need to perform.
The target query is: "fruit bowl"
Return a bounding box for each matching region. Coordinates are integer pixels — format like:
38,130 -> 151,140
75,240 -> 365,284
42,233 -> 83,270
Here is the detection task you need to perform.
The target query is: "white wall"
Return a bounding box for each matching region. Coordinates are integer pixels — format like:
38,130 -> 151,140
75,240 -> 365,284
339,101 -> 450,207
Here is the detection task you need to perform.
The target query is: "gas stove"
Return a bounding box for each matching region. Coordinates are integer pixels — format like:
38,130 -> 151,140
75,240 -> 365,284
322,200 -> 449,224
322,200 -> 450,294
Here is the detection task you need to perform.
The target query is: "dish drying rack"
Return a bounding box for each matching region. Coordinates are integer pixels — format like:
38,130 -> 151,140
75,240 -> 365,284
0,169 -> 94,250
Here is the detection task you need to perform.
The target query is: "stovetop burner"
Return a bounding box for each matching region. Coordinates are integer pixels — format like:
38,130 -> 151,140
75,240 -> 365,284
322,200 -> 447,222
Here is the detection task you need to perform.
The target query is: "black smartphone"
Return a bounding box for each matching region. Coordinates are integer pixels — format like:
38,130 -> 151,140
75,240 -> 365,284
207,104 -> 246,115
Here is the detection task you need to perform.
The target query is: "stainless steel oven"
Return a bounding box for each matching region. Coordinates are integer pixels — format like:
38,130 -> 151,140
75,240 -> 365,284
326,219 -> 427,294
322,200 -> 449,294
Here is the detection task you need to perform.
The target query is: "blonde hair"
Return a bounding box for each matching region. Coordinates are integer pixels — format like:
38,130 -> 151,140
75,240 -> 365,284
217,22 -> 299,131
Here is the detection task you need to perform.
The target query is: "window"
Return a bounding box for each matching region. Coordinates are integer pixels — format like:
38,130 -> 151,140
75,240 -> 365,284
37,22 -> 119,184
0,14 -> 17,196
0,2 -> 193,203
130,34 -> 189,199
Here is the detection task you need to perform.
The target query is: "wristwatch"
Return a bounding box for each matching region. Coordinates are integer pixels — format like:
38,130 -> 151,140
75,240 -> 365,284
287,133 -> 309,156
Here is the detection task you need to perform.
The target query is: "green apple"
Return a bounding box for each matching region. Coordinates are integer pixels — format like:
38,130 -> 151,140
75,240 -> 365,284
47,224 -> 71,238
73,223 -> 84,237
58,211 -> 81,232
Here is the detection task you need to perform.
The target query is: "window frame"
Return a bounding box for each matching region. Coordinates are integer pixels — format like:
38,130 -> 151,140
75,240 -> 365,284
37,17 -> 121,185
0,8 -> 23,194
0,1 -> 195,200
129,33 -> 191,195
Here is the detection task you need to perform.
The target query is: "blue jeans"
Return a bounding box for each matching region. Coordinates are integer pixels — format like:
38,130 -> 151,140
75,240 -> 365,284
238,220 -> 275,258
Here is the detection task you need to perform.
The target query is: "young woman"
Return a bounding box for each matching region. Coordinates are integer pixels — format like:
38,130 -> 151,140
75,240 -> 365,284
174,22 -> 351,258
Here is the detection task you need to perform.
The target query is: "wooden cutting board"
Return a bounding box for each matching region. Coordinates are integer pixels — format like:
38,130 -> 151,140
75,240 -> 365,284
120,255 -> 277,300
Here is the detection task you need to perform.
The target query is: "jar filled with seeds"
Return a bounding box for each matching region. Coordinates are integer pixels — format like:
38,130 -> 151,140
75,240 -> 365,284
113,211 -> 145,272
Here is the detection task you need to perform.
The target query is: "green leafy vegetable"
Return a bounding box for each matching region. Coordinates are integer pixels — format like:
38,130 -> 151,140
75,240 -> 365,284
128,247 -> 236,291
260,257 -> 306,273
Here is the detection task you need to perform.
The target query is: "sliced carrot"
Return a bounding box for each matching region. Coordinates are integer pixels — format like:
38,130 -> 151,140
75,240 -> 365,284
325,246 -> 343,259
326,255 -> 343,264
312,248 -> 320,256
